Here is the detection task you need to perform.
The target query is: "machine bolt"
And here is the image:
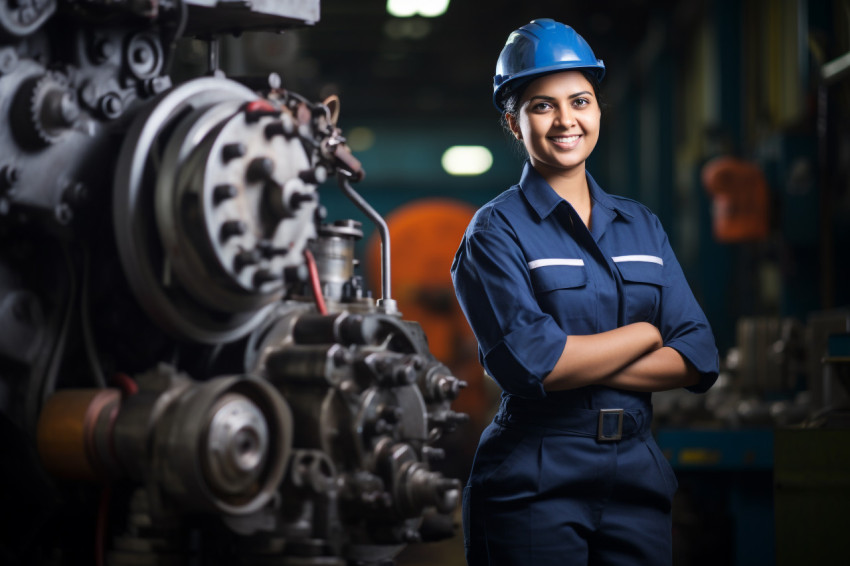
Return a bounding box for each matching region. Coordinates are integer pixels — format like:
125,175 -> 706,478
220,219 -> 247,241
332,347 -> 354,367
289,191 -> 314,210
371,357 -> 391,376
143,76 -> 171,96
213,183 -> 238,204
283,264 -> 308,283
253,269 -> 279,288
298,166 -> 328,185
0,47 -> 18,75
409,355 -> 425,371
221,142 -> 246,163
246,157 -> 274,183
393,365 -> 417,386
94,39 -> 115,63
133,46 -> 152,65
99,93 -> 123,119
434,373 -> 465,400
257,239 -> 289,258
62,182 -> 88,205
378,405 -> 403,424
0,166 -> 19,189
54,203 -> 73,225
264,121 -> 286,140
233,249 -> 261,271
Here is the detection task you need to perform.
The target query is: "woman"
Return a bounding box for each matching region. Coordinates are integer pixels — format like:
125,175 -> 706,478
451,19 -> 718,566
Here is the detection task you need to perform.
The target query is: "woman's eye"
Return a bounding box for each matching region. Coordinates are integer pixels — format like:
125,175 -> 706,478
573,98 -> 589,108
531,102 -> 552,111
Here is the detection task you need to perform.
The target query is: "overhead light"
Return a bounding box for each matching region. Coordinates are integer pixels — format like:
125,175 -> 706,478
387,0 -> 449,18
441,146 -> 493,176
416,0 -> 450,17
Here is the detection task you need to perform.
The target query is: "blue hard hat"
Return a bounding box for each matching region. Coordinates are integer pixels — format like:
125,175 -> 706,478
493,18 -> 605,112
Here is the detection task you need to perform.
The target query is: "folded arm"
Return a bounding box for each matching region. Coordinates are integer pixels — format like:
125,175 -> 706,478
543,323 -> 699,392
543,322 -> 663,391
601,346 -> 700,392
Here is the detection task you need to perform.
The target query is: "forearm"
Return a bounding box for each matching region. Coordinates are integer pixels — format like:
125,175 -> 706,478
601,346 -> 699,392
543,322 -> 662,391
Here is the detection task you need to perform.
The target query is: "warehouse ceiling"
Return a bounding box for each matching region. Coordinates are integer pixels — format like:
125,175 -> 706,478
281,0 -> 691,122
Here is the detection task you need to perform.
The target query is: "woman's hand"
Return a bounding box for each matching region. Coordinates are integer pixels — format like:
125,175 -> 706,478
601,347 -> 700,392
542,322 -> 663,391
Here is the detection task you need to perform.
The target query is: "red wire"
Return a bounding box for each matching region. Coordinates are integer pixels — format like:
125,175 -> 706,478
303,249 -> 328,315
245,99 -> 276,113
111,372 -> 139,396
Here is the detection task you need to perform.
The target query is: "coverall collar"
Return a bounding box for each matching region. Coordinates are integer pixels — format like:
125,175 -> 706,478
518,161 -> 634,225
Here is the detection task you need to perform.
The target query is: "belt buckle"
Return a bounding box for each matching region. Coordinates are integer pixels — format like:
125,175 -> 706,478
597,409 -> 624,442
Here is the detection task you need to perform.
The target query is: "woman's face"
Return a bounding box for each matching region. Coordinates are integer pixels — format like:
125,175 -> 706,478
507,71 -> 601,179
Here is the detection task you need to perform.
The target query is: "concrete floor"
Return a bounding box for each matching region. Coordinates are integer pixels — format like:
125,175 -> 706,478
395,508 -> 466,566
396,531 -> 465,566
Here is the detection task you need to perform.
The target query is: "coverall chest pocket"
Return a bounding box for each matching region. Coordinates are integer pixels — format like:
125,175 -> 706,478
529,264 -> 591,322
615,260 -> 666,323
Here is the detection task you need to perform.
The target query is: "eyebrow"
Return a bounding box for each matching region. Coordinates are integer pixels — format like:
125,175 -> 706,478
527,91 -> 594,103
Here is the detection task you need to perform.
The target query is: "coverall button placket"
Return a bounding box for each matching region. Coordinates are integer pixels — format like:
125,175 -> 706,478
553,202 -> 619,338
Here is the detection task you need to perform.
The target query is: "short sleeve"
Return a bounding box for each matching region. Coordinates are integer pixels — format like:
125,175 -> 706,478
451,213 -> 567,399
654,217 -> 719,393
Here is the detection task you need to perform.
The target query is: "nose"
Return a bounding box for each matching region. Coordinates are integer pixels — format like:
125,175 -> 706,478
554,105 -> 576,128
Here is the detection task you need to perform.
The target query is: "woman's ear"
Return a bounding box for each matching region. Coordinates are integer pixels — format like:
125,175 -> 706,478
505,113 -> 522,140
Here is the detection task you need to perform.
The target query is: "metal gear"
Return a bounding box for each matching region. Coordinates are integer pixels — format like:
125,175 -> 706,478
14,70 -> 80,147
0,0 -> 56,40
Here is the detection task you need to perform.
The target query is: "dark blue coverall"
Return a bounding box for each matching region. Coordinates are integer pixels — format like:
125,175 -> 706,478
451,162 -> 719,566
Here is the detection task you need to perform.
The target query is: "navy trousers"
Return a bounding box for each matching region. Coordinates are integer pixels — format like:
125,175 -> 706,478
463,404 -> 677,566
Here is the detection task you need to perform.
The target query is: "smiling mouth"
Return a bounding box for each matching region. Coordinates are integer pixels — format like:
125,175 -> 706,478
549,134 -> 581,147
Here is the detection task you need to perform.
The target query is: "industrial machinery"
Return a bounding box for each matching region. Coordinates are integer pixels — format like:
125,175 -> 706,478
0,2 -> 466,565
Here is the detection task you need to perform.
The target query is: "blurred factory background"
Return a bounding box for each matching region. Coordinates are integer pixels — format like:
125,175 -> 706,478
174,1 -> 849,565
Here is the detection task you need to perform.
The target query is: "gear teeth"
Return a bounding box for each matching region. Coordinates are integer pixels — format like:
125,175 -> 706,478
27,71 -> 75,146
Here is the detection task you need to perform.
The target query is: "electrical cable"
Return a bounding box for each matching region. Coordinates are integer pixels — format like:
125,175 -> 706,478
303,248 -> 328,315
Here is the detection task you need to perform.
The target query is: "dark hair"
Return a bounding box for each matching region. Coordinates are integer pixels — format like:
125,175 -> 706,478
499,69 -> 603,154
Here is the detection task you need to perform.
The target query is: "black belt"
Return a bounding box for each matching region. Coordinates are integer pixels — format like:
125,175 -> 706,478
494,404 -> 652,442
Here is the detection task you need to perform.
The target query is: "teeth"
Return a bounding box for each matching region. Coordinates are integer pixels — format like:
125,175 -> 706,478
552,135 -> 580,143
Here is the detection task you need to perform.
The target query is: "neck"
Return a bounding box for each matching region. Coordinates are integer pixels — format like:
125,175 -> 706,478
532,161 -> 592,225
